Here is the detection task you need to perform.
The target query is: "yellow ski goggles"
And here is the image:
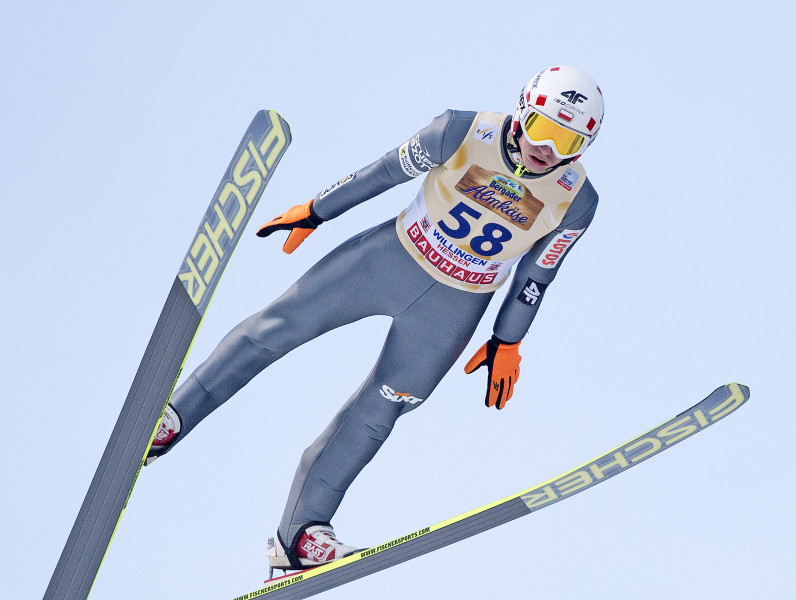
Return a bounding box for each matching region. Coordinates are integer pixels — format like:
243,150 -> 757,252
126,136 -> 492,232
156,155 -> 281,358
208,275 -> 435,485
522,111 -> 587,158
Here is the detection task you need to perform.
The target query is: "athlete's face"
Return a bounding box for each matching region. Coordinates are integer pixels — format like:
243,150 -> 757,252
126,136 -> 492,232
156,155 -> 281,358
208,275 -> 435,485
518,135 -> 563,173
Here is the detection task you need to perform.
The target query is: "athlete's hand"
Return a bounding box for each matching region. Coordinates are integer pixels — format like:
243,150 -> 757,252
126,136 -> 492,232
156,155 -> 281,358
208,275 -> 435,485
256,199 -> 324,254
464,336 -> 521,410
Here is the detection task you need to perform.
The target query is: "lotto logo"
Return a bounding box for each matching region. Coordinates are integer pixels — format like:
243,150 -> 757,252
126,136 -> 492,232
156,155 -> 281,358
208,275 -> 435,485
535,229 -> 585,269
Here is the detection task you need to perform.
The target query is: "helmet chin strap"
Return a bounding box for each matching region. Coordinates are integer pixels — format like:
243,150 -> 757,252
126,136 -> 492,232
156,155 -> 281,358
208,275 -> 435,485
506,128 -> 529,176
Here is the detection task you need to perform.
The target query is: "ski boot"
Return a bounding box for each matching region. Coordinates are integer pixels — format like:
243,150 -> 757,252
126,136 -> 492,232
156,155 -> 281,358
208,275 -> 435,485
266,525 -> 360,579
144,405 -> 180,466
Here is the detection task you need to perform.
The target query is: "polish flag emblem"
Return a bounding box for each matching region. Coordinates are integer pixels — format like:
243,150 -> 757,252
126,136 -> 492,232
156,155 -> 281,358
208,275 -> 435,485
558,109 -> 574,122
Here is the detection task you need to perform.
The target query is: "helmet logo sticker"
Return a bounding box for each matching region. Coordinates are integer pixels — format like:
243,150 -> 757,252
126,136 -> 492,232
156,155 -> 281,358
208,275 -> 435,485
560,90 -> 588,104
558,109 -> 574,122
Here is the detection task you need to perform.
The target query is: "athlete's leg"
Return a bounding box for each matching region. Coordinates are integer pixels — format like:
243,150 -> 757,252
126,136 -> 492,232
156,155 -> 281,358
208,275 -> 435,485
278,280 -> 493,550
167,220 -> 435,447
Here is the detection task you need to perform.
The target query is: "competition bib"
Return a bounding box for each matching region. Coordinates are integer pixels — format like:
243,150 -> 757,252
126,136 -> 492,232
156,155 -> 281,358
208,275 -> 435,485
396,111 -> 586,293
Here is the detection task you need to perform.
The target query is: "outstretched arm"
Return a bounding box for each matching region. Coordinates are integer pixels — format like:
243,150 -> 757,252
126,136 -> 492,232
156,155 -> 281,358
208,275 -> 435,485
311,109 -> 476,220
257,110 -> 476,252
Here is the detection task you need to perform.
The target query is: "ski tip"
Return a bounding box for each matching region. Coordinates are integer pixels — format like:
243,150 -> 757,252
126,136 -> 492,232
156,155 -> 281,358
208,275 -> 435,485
255,109 -> 292,137
700,383 -> 750,420
678,383 -> 749,422
725,382 -> 750,400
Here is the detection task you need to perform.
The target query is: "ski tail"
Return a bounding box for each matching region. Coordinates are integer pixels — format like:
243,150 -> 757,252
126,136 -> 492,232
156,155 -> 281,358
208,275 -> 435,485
234,383 -> 749,599
44,110 -> 291,600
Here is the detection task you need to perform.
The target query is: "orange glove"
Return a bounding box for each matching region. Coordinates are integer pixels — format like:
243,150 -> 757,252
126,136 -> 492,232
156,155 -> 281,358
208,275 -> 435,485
464,336 -> 521,410
256,199 -> 324,253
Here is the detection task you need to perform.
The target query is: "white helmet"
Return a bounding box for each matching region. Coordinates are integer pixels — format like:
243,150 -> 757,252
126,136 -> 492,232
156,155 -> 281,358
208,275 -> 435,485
511,66 -> 604,161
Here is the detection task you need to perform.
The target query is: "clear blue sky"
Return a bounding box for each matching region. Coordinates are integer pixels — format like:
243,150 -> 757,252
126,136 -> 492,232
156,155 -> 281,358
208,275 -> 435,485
3,1 -> 794,598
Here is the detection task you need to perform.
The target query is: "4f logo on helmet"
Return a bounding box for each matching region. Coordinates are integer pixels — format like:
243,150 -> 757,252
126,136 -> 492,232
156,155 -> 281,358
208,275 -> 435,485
560,90 -> 588,104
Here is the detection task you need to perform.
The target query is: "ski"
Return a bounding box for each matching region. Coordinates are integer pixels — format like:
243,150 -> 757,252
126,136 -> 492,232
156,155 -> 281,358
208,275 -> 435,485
234,382 -> 749,600
44,110 -> 292,600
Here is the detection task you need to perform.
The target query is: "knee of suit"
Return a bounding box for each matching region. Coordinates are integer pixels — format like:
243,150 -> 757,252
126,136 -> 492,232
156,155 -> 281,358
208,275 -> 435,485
243,312 -> 321,356
363,418 -> 396,443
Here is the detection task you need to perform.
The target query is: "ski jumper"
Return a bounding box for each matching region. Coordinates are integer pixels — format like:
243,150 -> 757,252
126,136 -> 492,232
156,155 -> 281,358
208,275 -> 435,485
164,109 -> 598,554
